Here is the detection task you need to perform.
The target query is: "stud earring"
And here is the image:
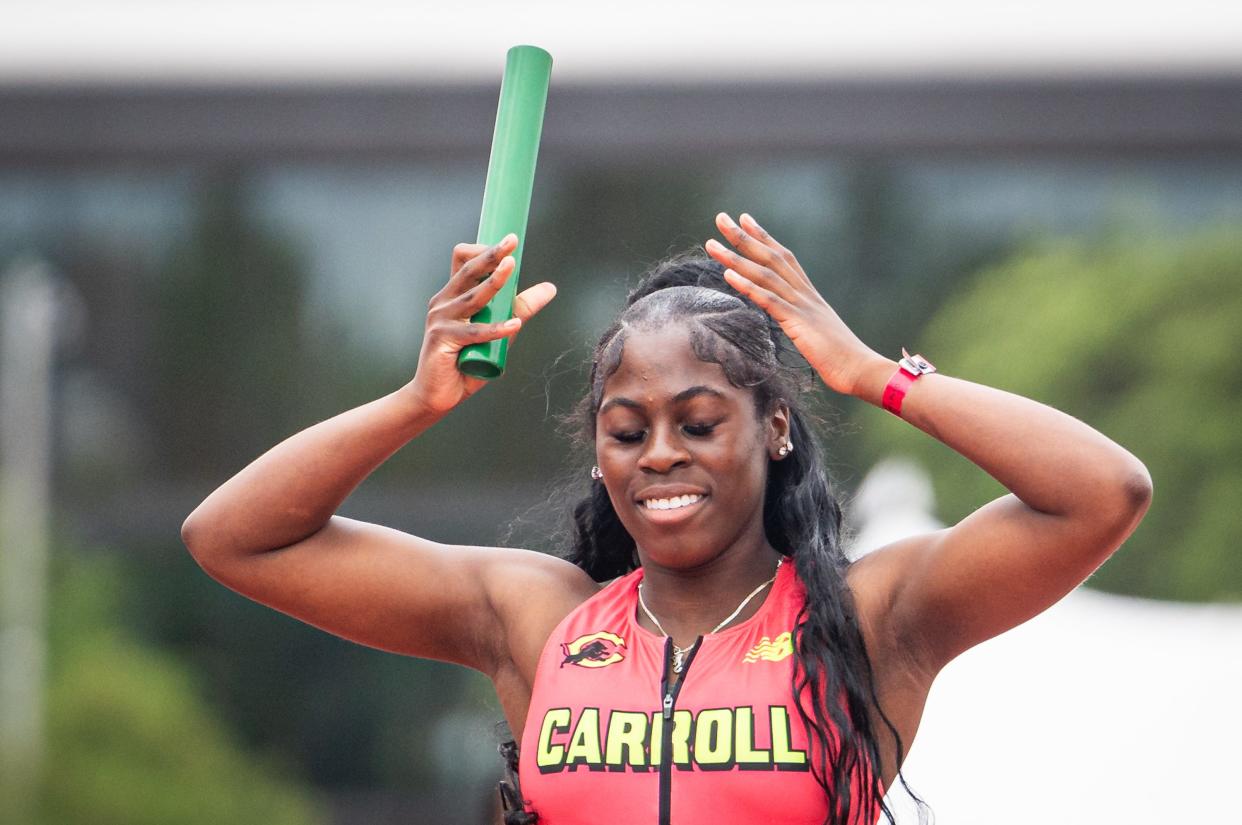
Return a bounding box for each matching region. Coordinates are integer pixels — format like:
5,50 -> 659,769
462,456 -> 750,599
777,440 -> 794,457
591,466 -> 603,480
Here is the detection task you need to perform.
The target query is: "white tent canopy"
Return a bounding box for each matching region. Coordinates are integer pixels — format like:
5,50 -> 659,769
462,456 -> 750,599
887,586 -> 1242,824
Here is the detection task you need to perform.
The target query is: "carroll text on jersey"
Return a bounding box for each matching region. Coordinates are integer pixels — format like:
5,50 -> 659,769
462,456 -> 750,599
535,704 -> 810,773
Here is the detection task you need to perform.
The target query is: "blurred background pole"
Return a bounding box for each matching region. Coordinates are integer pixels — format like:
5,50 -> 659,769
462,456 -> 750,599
0,257 -> 60,825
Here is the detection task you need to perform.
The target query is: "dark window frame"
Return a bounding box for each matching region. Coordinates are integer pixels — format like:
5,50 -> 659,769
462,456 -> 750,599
2,76 -> 1241,166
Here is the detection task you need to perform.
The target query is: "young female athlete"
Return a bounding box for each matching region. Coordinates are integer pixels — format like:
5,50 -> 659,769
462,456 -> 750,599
181,212 -> 1153,825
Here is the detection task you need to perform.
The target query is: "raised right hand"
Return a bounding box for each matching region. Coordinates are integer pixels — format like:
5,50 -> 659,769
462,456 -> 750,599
406,234 -> 557,416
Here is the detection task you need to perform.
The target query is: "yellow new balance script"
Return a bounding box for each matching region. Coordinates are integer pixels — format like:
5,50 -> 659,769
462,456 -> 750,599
744,631 -> 793,663
535,704 -> 809,774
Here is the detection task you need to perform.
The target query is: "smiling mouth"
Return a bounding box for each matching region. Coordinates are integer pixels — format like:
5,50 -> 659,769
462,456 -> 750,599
639,493 -> 706,512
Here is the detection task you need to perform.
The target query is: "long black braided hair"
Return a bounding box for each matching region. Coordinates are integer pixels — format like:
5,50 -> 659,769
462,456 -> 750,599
501,251 -> 930,825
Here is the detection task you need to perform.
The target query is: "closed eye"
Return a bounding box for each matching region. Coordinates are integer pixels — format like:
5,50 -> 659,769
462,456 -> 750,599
607,422 -> 720,444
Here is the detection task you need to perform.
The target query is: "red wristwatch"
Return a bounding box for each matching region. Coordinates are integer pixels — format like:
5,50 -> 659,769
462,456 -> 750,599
881,348 -> 936,417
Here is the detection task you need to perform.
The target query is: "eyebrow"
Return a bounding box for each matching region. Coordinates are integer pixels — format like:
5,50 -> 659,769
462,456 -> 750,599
598,385 -> 727,415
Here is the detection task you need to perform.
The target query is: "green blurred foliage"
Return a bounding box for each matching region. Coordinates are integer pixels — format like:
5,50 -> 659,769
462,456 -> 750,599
118,538 -> 493,791
37,550 -> 325,825
854,227 -> 1242,602
151,170 -> 314,480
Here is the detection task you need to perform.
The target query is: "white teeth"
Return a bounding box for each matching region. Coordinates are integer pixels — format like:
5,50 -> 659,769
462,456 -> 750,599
642,494 -> 703,511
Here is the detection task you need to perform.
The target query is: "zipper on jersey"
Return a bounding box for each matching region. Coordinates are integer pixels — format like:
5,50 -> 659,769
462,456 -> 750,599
658,635 -> 702,825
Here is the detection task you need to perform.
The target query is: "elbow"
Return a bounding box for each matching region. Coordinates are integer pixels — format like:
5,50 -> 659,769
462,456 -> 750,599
1122,463 -> 1154,512
180,511 -> 206,560
180,512 -> 199,552
180,509 -> 220,570
1101,461 -> 1153,534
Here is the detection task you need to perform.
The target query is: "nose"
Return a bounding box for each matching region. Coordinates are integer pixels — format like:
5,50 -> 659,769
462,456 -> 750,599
637,422 -> 691,474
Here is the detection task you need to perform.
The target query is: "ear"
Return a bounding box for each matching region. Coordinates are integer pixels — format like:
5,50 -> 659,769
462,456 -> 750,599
765,402 -> 792,460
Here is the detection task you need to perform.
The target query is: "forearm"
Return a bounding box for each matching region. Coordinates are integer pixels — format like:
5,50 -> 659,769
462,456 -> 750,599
849,355 -> 1152,519
181,383 -> 442,559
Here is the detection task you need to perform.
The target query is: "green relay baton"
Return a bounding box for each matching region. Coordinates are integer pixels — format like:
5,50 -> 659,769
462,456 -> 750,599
456,45 -> 553,380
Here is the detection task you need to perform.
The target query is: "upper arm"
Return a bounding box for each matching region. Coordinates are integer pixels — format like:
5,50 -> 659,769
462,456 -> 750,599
860,477 -> 1152,676
184,515 -> 595,677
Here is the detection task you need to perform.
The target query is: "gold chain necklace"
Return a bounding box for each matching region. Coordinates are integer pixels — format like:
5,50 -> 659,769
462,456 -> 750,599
637,558 -> 783,673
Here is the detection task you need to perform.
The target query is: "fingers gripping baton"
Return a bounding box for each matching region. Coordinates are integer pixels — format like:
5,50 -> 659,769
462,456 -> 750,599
456,45 -> 553,380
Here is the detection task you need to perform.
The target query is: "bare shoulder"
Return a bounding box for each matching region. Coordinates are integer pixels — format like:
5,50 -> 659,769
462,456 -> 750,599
479,547 -> 601,682
843,535 -> 944,682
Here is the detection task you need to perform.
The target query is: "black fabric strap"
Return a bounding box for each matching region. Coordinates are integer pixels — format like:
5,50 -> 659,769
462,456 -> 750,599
497,739 -> 539,824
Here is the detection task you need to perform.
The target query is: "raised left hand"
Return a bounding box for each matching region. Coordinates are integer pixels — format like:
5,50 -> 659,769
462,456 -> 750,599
704,212 -> 881,397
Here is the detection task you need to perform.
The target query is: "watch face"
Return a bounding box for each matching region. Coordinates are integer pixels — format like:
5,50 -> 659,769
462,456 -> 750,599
900,348 -> 936,374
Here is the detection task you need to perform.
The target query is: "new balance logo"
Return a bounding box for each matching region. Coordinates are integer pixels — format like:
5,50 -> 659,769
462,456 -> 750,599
743,631 -> 793,663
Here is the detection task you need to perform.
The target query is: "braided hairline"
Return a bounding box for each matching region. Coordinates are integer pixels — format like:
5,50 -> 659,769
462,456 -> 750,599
588,301 -> 793,426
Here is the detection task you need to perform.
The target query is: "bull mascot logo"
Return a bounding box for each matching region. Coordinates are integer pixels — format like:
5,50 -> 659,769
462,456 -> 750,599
560,631 -> 626,668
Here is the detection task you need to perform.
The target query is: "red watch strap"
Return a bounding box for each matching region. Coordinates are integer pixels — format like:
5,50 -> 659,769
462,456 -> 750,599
882,368 -> 917,416
882,349 -> 935,416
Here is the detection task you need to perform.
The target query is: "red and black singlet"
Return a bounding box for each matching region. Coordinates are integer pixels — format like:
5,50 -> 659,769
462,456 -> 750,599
518,560 -> 883,824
